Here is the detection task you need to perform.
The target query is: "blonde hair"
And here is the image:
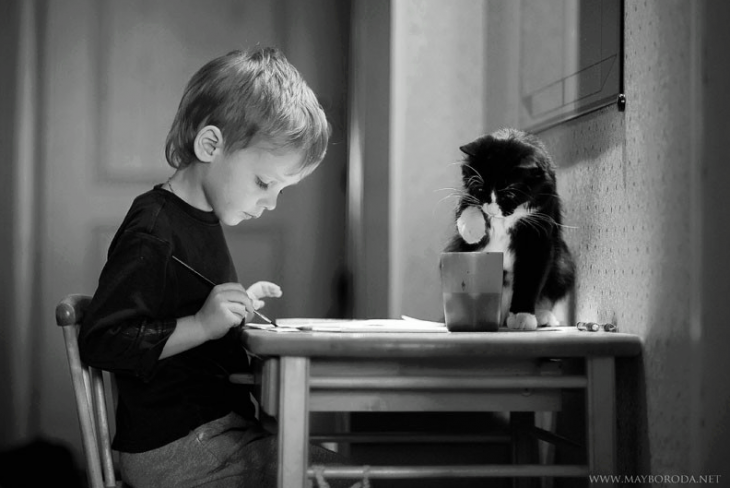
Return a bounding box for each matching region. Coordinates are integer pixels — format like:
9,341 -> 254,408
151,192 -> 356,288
165,47 -> 330,170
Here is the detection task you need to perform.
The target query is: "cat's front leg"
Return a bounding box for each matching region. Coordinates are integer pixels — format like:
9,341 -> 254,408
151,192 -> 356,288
535,300 -> 560,326
456,206 -> 487,244
506,312 -> 538,330
507,240 -> 552,331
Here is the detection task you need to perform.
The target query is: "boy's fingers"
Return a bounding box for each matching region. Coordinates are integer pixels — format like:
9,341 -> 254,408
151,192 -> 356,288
239,293 -> 255,312
219,288 -> 252,304
242,281 -> 282,299
259,282 -> 282,297
226,303 -> 248,322
215,282 -> 244,291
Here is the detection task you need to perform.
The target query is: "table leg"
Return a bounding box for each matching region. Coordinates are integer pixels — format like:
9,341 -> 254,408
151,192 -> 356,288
586,357 -> 616,485
511,412 -> 539,488
278,357 -> 310,488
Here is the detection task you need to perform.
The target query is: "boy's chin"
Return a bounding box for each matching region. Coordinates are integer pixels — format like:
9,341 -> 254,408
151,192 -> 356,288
219,214 -> 243,226
224,212 -> 256,226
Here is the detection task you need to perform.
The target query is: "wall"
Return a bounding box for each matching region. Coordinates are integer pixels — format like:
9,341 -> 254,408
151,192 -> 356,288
389,0 -> 488,320
695,0 -> 730,476
540,0 -> 698,476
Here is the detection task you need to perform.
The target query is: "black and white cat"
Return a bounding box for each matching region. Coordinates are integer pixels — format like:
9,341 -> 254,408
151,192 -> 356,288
446,128 -> 575,330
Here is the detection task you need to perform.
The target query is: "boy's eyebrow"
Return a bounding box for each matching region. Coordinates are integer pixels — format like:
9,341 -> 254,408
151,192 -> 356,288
262,172 -> 285,184
269,169 -> 307,185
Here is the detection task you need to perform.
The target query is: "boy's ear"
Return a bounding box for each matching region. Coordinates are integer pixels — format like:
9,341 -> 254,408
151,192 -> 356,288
194,125 -> 223,163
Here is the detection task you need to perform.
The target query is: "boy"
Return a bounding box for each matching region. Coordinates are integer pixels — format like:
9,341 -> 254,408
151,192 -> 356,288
79,47 -> 347,487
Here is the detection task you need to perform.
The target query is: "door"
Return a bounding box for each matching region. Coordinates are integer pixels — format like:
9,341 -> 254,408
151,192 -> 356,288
36,0 -> 349,453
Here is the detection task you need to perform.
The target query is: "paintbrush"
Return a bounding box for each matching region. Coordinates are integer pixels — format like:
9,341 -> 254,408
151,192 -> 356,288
171,255 -> 278,327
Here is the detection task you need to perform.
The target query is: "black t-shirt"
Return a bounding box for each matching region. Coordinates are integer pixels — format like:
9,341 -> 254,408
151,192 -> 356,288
79,185 -> 257,453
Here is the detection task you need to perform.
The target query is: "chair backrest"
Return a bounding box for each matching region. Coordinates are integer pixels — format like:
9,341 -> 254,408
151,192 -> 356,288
55,294 -> 119,488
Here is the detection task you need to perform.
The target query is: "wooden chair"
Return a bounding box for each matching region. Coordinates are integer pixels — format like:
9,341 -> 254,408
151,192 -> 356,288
56,294 -> 255,488
56,294 -> 121,488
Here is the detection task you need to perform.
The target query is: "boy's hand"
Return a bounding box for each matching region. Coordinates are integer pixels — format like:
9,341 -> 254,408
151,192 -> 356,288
194,283 -> 255,340
246,281 -> 282,310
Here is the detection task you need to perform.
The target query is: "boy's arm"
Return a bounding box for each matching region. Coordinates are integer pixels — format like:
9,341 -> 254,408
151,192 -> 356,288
158,315 -> 207,359
79,231 -> 177,380
80,230 -> 255,377
159,283 -> 253,359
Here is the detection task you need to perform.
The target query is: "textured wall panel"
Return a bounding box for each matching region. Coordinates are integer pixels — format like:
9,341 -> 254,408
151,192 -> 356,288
540,0 -> 693,475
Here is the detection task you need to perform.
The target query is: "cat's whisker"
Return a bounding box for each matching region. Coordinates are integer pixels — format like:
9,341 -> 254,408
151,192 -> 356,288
517,217 -> 539,235
530,212 -> 578,228
519,215 -> 550,235
524,212 -> 579,230
460,200 -> 482,209
434,187 -> 480,205
461,163 -> 485,184
464,177 -> 483,188
522,214 -> 553,229
435,193 -> 465,207
454,188 -> 479,202
506,187 -> 531,199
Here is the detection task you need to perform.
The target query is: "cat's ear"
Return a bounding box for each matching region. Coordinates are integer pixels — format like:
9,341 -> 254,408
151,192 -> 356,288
459,141 -> 479,158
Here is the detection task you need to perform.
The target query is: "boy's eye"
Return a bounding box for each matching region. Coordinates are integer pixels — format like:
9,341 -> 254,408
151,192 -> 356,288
255,177 -> 269,190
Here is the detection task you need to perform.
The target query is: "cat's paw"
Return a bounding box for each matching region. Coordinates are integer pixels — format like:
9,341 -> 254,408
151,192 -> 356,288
535,309 -> 560,326
456,206 -> 486,244
506,312 -> 538,330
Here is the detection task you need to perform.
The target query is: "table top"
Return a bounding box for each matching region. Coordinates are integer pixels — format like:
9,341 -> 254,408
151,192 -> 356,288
240,327 -> 642,359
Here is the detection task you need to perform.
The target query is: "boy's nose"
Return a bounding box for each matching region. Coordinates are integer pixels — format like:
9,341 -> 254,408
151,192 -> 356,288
259,193 -> 278,211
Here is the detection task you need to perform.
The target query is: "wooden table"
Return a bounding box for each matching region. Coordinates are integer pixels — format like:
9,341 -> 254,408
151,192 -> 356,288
240,327 -> 641,488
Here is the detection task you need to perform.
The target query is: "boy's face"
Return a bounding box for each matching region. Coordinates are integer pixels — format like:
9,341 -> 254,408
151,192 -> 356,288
202,143 -> 312,226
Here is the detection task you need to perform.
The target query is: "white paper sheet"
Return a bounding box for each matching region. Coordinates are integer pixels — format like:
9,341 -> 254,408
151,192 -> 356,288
244,317 -> 448,333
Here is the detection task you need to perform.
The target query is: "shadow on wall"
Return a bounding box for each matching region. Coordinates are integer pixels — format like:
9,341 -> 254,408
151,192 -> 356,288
0,438 -> 86,488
